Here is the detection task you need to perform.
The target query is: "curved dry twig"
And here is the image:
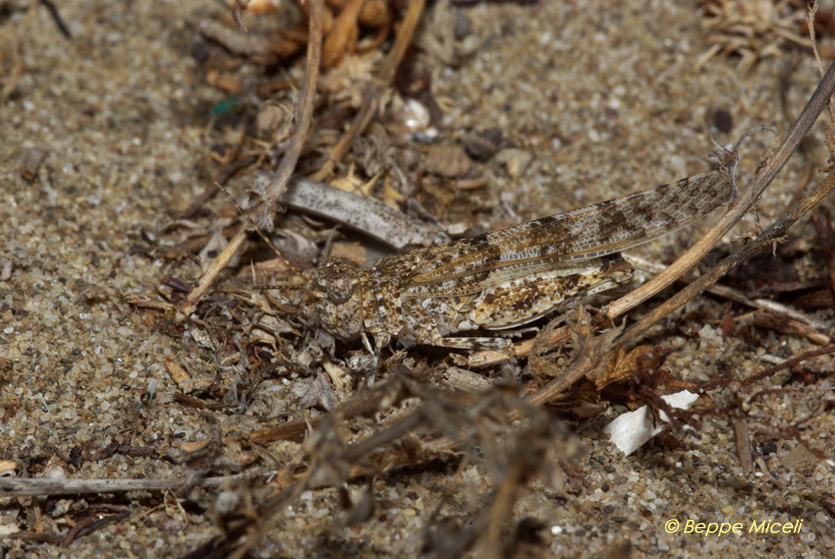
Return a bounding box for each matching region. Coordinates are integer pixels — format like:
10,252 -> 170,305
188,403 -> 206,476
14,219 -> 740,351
529,60 -> 835,407
179,0 -> 325,317
255,0 -> 324,230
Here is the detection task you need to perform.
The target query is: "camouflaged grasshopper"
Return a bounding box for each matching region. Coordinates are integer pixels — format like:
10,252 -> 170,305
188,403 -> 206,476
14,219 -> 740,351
301,145 -> 738,354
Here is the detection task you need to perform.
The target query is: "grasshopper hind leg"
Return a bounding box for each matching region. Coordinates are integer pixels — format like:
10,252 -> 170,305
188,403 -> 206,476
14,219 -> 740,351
471,256 -> 635,330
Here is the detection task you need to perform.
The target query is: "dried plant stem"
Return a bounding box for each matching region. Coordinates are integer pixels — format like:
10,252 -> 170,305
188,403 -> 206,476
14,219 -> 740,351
309,84 -> 378,182
734,419 -> 754,475
321,0 -> 364,68
227,385 -> 482,559
608,62 -> 835,320
467,247 -> 831,369
529,99 -> 835,407
376,0 -> 425,86
627,254 -> 830,336
179,227 -> 248,318
256,0 -> 323,230
310,0 -> 425,181
178,0 -> 323,318
0,470 -> 280,498
739,344 -> 835,388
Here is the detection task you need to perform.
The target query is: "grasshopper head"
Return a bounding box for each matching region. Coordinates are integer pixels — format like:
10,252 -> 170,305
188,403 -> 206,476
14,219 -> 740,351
309,257 -> 365,342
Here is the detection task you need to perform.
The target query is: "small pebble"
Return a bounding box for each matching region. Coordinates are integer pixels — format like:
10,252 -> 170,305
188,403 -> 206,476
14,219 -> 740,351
425,144 -> 472,178
463,128 -> 503,161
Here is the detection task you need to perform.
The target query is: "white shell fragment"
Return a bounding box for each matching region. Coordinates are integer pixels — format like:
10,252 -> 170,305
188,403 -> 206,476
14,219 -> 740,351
397,98 -> 431,133
603,390 -> 699,456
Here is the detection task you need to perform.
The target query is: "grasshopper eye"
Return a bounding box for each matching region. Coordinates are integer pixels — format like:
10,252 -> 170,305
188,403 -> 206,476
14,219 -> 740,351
324,272 -> 353,304
314,258 -> 358,305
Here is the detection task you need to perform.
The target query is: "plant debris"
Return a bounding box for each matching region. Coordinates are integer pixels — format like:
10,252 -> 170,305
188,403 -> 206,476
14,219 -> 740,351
4,1 -> 835,557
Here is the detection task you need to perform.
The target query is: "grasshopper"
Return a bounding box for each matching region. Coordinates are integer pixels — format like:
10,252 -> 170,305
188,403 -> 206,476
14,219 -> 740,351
295,146 -> 739,353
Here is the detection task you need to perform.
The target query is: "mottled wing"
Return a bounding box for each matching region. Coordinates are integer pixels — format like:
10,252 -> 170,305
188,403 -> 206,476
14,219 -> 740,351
404,170 -> 732,298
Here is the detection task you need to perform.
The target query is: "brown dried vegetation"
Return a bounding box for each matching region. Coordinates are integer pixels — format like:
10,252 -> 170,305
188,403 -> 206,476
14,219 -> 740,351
5,2 -> 835,557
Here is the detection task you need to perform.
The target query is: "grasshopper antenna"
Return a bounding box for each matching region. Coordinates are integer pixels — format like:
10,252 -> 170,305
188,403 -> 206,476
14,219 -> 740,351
216,182 -> 313,287
707,124 -> 776,201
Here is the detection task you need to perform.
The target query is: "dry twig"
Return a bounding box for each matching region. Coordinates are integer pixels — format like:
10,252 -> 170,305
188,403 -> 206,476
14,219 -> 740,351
310,0 -> 426,181
528,60 -> 835,407
179,0 -> 324,317
0,471 -> 280,498
255,0 -> 324,230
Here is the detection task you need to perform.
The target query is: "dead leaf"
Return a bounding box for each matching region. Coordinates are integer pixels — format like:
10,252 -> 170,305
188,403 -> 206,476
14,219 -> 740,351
165,357 -> 190,389
291,372 -> 338,410
329,241 -> 367,265
589,344 -> 671,391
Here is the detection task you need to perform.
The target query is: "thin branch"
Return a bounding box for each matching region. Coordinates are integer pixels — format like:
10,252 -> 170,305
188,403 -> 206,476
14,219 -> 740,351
256,0 -> 324,230
178,227 -> 249,318
376,0 -> 425,86
0,470 -> 280,498
39,0 -> 72,39
626,254 -> 831,334
178,0 -> 324,317
741,344 -> 835,388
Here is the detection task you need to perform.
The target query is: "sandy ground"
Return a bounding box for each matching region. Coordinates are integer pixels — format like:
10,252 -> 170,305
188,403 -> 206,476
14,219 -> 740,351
2,1 -> 835,557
